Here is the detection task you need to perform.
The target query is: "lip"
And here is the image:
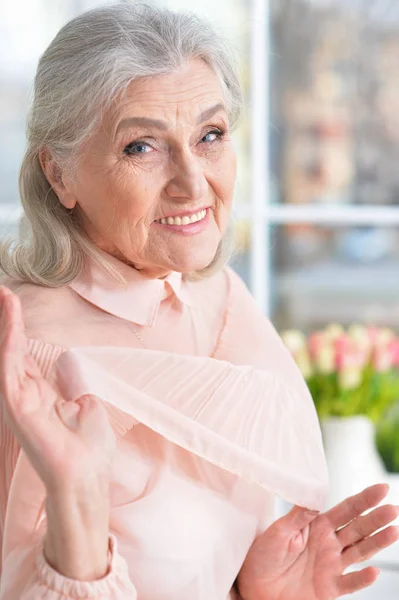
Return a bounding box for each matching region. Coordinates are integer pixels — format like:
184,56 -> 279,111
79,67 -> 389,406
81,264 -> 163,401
152,206 -> 211,236
154,206 -> 210,221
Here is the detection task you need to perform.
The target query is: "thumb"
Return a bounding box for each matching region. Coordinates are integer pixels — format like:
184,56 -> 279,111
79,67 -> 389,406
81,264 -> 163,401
75,394 -> 115,447
56,394 -> 103,431
281,505 -> 320,532
55,398 -> 81,430
75,394 -> 106,426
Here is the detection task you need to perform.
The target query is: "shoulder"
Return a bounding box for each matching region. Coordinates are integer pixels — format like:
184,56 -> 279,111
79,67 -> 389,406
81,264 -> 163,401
186,266 -> 230,310
184,266 -> 251,336
207,269 -> 310,396
209,267 -> 306,389
208,266 -> 275,365
201,265 -> 262,322
186,266 -> 274,363
185,264 -> 253,312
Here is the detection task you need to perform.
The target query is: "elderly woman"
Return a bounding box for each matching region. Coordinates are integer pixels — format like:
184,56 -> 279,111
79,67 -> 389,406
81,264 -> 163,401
0,4 -> 398,600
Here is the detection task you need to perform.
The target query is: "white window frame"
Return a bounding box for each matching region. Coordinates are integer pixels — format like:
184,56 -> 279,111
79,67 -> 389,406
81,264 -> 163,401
245,0 -> 399,317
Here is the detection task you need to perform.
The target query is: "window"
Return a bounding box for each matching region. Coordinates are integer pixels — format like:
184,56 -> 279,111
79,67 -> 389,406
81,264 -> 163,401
238,0 -> 399,332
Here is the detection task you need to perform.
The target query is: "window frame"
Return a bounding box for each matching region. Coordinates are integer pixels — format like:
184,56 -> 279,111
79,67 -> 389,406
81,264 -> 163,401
245,0 -> 399,317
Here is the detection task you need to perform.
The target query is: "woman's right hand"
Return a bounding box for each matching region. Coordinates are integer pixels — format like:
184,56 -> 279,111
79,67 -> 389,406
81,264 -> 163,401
0,284 -> 116,496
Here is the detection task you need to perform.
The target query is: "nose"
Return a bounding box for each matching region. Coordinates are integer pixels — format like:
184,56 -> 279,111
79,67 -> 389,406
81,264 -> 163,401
164,151 -> 208,201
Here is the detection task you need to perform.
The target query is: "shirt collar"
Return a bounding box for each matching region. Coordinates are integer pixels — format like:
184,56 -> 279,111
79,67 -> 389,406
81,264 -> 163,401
68,249 -> 195,327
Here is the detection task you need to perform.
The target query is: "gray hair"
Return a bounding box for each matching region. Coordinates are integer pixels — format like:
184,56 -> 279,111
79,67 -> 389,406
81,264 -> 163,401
0,2 -> 243,287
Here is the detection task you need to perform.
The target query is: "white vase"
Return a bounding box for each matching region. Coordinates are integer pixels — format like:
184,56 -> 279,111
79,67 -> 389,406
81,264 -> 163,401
320,415 -> 387,509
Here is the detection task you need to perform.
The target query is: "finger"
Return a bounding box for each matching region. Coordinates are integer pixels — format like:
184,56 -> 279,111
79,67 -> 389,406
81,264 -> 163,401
55,399 -> 81,430
326,484 -> 390,530
342,525 -> 399,568
55,395 -> 103,430
337,504 -> 399,549
0,289 -> 26,350
76,395 -> 111,436
5,356 -> 57,428
0,286 -> 10,342
0,291 -> 27,400
276,505 -> 319,536
24,354 -> 44,379
339,567 -> 379,595
0,289 -> 9,407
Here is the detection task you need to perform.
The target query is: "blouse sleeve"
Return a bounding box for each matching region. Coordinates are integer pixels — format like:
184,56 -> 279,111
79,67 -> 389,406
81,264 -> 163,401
0,339 -> 138,599
1,527 -> 137,599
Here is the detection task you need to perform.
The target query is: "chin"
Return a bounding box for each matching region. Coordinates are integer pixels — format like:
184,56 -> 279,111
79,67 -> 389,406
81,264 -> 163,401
170,247 -> 220,274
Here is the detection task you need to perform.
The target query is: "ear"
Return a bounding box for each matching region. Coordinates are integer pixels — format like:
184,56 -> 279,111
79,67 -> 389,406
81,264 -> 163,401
39,148 -> 77,210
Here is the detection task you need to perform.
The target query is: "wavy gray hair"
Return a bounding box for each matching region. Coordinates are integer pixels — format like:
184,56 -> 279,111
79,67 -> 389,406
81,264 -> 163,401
0,2 -> 243,286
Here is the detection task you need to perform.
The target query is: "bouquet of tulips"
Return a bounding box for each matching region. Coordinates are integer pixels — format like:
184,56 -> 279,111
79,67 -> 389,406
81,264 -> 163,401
281,324 -> 399,423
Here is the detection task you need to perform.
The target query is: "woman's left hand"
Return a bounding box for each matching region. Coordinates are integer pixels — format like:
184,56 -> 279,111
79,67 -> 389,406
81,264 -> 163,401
237,484 -> 399,600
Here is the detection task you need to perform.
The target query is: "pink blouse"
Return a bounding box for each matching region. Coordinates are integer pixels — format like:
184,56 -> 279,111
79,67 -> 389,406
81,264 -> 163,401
0,249 -> 328,599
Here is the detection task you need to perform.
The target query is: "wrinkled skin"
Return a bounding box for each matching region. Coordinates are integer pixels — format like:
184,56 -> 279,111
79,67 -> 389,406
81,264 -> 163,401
237,484 -> 399,600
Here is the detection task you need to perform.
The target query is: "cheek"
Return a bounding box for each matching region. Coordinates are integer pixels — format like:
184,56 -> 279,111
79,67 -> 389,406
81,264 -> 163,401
213,151 -> 237,207
101,165 -> 157,224
73,153 -> 161,254
77,178 -> 153,250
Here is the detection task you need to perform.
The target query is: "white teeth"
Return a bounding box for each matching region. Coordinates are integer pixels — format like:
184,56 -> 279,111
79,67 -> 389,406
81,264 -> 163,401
157,209 -> 207,226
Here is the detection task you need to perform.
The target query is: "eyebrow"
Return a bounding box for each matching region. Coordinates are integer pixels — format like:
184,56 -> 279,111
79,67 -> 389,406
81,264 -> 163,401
196,102 -> 226,124
115,102 -> 227,137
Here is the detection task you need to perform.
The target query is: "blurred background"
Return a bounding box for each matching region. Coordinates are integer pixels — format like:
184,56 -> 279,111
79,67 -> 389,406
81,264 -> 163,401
1,0 -> 399,597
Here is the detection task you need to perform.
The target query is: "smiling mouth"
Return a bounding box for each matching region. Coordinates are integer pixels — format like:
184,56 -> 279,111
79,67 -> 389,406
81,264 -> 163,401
154,208 -> 207,226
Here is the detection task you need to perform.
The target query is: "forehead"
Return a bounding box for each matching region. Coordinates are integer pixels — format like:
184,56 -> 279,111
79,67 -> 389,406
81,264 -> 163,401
107,59 -> 228,126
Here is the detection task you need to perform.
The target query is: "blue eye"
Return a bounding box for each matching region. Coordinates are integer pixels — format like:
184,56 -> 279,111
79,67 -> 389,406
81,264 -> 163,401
201,130 -> 223,143
124,141 -> 152,155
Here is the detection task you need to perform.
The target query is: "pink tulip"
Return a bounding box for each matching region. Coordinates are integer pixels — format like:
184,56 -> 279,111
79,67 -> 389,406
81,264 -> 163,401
373,342 -> 394,372
335,335 -> 351,369
335,334 -> 369,390
335,335 -> 368,370
389,339 -> 399,368
348,325 -> 373,361
367,326 -> 394,348
308,332 -> 336,374
308,331 -> 323,359
282,325 -> 399,385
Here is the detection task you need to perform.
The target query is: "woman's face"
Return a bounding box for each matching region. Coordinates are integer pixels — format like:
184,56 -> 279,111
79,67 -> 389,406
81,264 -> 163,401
60,59 -> 237,278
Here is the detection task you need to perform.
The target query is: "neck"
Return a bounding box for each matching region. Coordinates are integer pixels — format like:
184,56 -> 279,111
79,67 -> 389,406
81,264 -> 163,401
89,235 -> 176,280
96,245 -> 175,280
